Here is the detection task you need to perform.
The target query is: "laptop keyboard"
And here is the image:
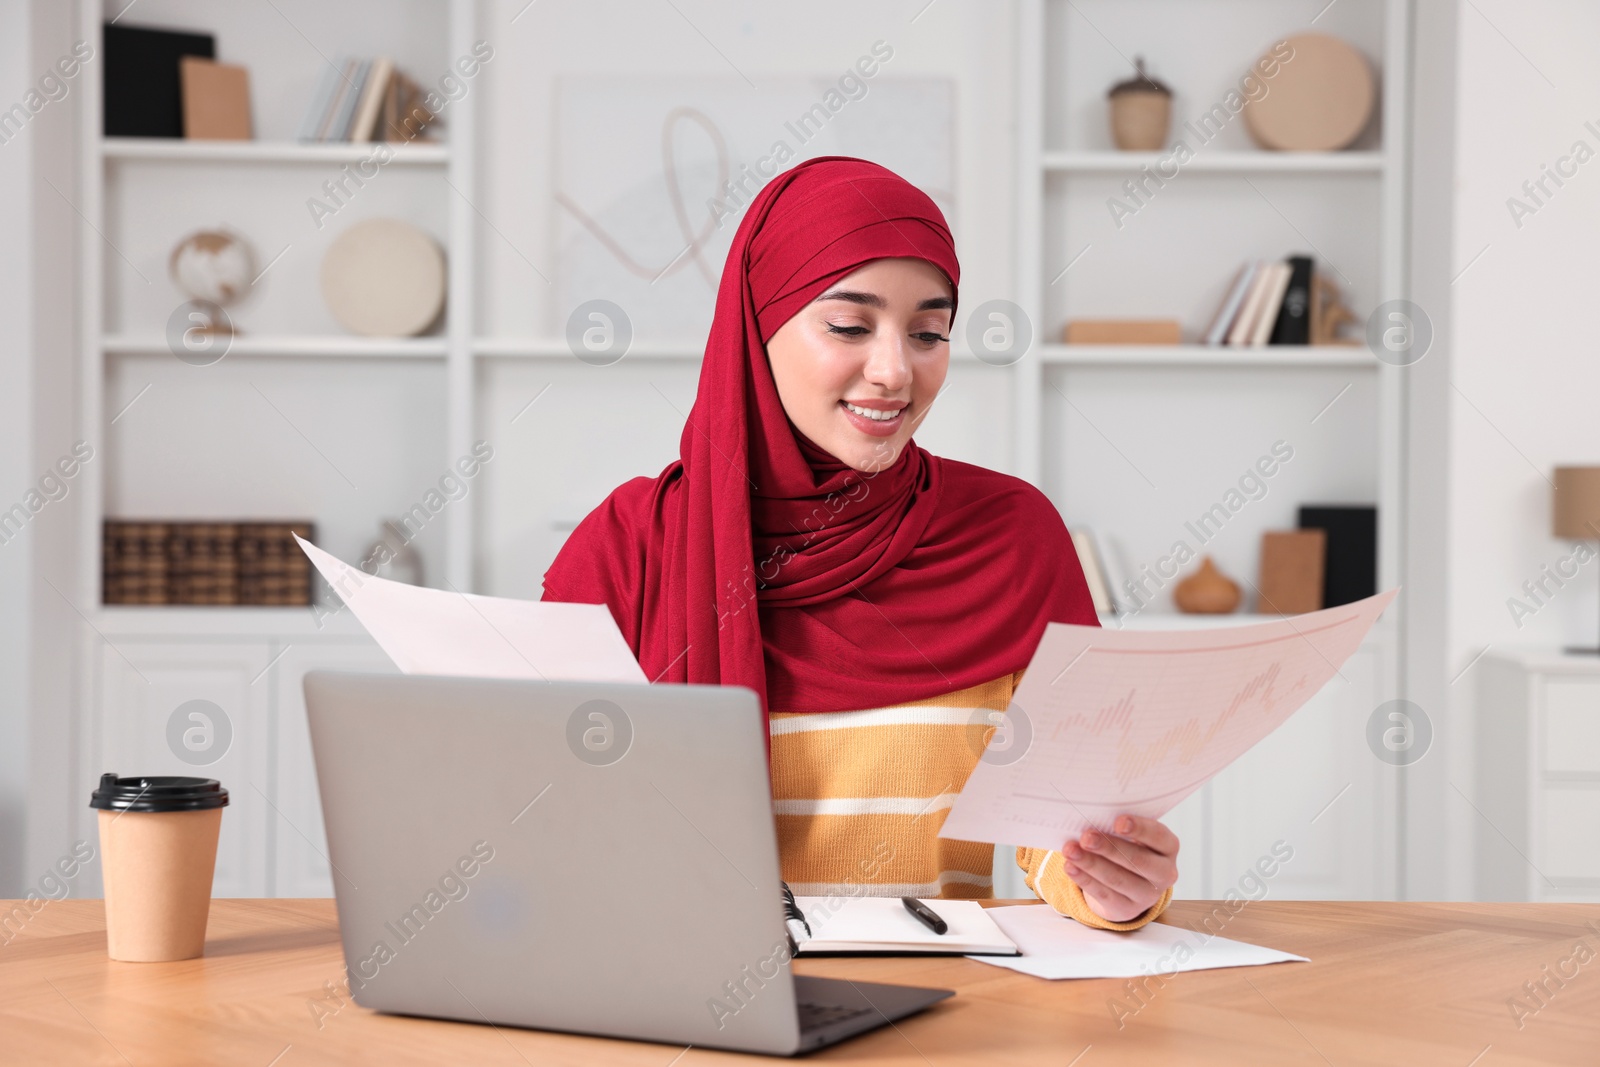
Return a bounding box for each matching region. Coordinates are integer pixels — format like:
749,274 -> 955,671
798,1001 -> 876,1032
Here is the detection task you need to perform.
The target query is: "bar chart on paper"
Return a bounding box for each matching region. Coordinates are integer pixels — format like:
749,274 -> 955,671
939,589 -> 1397,851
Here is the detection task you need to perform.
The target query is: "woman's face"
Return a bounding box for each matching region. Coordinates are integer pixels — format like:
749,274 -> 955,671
764,257 -> 953,473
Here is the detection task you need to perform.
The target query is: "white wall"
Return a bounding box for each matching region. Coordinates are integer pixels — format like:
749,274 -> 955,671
0,0 -> 35,895
1410,0 -> 1600,898
6,0 -> 86,897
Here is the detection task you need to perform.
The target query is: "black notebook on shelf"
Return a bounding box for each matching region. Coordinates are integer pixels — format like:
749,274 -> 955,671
780,881 -> 1019,956
1298,505 -> 1377,607
1269,255 -> 1314,345
104,23 -> 216,138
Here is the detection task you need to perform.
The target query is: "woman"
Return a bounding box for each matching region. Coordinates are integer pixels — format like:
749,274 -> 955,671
544,157 -> 1178,929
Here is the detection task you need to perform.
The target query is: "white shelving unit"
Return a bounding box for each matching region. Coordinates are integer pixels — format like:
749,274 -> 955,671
102,335 -> 450,358
1036,343 -> 1376,366
73,0 -> 476,898
472,338 -> 705,361
1008,0 -> 1411,901
1016,0 -> 1407,623
79,0 -> 476,615
1043,149 -> 1386,173
101,136 -> 450,165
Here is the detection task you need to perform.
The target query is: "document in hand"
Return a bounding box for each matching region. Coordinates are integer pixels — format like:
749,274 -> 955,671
295,537 -> 648,684
940,588 -> 1397,850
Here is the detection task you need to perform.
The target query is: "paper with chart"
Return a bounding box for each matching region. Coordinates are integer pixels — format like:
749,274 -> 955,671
940,588 -> 1397,850
295,537 -> 648,684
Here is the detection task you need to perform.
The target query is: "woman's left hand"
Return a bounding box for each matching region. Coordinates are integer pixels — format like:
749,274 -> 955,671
1062,814 -> 1179,924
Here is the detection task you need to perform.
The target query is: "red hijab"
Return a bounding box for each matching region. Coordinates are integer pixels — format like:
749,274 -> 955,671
543,156 -> 1098,714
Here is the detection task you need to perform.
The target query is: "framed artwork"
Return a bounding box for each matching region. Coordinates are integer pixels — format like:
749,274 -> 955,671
555,75 -> 955,341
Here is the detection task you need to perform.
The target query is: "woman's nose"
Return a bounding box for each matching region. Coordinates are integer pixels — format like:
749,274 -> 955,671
861,334 -> 913,392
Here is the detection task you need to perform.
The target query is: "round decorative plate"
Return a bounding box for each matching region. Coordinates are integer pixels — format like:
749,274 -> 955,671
1244,33 -> 1375,151
320,218 -> 445,337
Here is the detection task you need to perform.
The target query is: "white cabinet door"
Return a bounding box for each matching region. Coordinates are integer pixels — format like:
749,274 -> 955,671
93,641 -> 272,898
1208,644 -> 1386,900
269,640 -> 396,897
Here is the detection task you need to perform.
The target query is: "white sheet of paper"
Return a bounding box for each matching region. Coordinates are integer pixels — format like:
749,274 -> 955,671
296,537 -> 648,684
941,588 -> 1397,850
968,904 -> 1306,979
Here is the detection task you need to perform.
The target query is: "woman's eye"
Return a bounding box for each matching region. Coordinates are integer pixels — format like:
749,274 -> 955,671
913,331 -> 950,345
825,323 -> 871,337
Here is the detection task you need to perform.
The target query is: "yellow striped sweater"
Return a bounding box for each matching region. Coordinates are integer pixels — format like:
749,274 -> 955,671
769,670 -> 1173,931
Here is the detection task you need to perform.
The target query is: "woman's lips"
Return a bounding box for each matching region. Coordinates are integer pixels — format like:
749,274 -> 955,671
839,399 -> 907,437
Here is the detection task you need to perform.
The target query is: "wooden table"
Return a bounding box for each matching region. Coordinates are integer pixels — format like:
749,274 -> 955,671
1,898 -> 1596,1065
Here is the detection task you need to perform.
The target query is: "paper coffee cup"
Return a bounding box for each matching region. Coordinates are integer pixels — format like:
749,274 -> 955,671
90,773 -> 228,962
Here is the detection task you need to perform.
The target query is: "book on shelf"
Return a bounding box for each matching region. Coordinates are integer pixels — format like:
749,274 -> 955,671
1268,255 -> 1315,344
308,58 -> 358,142
103,23 -> 216,138
1225,261 -> 1274,346
298,57 -> 438,144
332,58 -> 370,140
1202,262 -> 1258,346
297,63 -> 343,141
179,57 -> 252,140
1094,532 -> 1139,616
349,56 -> 394,142
1069,528 -> 1115,616
1248,263 -> 1293,346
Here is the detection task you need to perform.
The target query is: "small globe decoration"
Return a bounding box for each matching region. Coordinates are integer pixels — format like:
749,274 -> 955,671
168,229 -> 256,332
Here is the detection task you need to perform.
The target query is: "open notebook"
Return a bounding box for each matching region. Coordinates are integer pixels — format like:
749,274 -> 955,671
787,891 -> 1019,956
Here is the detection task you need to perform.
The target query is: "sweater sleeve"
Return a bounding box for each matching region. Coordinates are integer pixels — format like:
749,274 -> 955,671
1016,846 -> 1174,931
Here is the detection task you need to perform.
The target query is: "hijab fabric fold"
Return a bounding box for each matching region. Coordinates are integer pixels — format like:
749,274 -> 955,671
543,156 -> 1098,715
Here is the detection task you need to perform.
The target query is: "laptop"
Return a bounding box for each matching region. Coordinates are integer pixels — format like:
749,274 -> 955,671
302,672 -> 953,1056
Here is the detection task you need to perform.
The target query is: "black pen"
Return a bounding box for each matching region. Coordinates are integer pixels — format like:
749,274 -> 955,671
901,896 -> 947,935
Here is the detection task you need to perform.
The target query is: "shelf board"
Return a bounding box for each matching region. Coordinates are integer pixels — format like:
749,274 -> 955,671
473,339 -> 993,362
94,605 -> 370,639
1100,609 -> 1395,643
474,338 -> 705,360
1040,344 -> 1375,367
1101,611 -> 1280,630
101,138 -> 449,166
102,335 -> 448,358
1042,150 -> 1385,174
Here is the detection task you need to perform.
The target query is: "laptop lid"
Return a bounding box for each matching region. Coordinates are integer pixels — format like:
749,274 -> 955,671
303,671 -> 803,1055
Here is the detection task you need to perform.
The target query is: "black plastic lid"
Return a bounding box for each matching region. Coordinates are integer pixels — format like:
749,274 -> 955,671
90,773 -> 229,812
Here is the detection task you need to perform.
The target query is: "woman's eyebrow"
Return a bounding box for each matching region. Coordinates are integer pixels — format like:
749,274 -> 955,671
815,290 -> 955,312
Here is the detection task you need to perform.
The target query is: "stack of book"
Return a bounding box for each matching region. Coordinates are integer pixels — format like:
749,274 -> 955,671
103,521 -> 315,606
297,57 -> 436,143
1200,255 -> 1315,347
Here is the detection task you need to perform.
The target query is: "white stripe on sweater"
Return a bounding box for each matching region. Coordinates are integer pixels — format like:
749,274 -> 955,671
787,871 -> 994,898
769,706 -> 985,735
773,792 -> 961,817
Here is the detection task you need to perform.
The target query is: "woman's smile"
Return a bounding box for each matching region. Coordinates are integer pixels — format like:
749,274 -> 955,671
840,398 -> 908,436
